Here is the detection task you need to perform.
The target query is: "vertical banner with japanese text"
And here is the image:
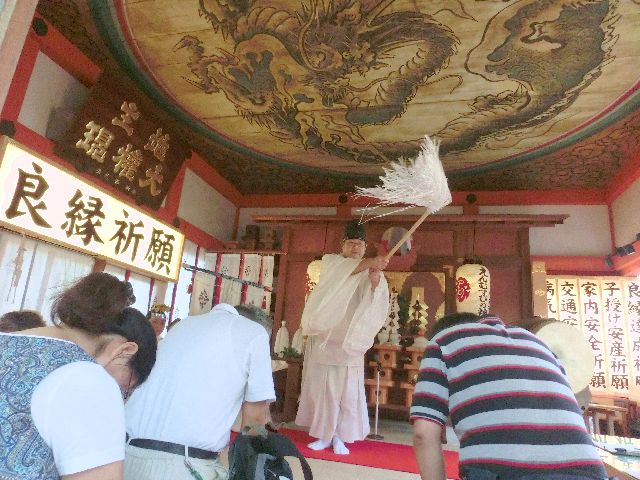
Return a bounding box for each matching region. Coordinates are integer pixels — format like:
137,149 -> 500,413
578,279 -> 608,392
0,137 -> 184,281
600,279 -> 630,392
624,280 -> 640,389
545,277 -> 559,321
556,278 -> 580,328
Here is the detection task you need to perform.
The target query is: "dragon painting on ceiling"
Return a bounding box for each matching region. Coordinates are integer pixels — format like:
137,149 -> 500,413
101,0 -> 638,176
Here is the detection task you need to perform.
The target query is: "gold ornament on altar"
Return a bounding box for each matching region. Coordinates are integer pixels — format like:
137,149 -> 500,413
409,287 -> 429,348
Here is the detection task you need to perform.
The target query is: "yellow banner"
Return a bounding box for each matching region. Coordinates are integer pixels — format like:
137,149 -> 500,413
0,137 -> 184,281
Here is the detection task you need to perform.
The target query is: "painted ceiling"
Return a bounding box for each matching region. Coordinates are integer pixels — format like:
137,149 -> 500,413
38,0 -> 640,194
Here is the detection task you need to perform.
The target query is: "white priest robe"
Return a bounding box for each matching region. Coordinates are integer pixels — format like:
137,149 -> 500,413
295,254 -> 389,442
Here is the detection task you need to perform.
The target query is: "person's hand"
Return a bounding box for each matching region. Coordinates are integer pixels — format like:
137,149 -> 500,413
369,268 -> 382,288
368,256 -> 389,271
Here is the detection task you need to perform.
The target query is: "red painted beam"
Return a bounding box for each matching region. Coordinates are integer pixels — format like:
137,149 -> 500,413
33,13 -> 101,86
1,31 -> 40,120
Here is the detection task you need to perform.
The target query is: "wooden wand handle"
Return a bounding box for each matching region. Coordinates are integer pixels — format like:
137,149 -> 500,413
384,209 -> 430,260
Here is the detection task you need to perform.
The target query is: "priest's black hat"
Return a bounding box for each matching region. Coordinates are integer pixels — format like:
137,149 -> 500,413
343,220 -> 366,241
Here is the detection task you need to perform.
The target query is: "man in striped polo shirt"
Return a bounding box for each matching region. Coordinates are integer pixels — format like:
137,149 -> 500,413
410,313 -> 608,480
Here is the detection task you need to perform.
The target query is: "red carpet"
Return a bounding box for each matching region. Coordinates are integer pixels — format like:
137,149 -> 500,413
276,428 -> 460,479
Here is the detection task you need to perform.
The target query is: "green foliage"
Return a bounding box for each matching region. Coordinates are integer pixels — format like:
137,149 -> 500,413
280,346 -> 303,359
397,294 -> 409,325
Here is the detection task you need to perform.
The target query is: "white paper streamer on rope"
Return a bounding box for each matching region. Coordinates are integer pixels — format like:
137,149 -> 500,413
274,320 -> 290,356
291,327 -> 305,354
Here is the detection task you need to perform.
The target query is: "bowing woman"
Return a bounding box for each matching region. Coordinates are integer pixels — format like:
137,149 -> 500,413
0,272 -> 157,480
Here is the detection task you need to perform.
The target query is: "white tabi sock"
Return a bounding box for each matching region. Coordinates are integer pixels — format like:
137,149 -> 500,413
332,436 -> 349,455
308,438 -> 331,450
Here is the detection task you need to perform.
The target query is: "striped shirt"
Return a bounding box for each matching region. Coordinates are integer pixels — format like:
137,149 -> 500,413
410,316 -> 606,479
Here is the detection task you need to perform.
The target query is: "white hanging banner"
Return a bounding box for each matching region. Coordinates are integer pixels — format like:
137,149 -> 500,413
556,278 -> 580,328
189,271 -> 216,315
261,256 -> 274,289
545,277 -> 560,320
624,279 -> 640,391
218,253 -> 242,306
263,290 -> 272,313
244,284 -> 265,307
243,254 -> 261,283
577,279 -> 608,392
600,278 -> 630,392
0,138 -> 184,281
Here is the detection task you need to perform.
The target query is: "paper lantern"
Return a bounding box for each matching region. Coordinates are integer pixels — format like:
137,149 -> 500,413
455,263 -> 490,315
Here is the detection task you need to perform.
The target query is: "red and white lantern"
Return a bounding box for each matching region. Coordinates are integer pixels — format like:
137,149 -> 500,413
455,263 -> 490,315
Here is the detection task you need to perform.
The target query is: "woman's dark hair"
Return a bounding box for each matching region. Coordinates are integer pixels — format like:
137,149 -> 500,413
429,312 -> 480,339
51,273 -> 136,334
0,310 -> 46,332
108,307 -> 157,384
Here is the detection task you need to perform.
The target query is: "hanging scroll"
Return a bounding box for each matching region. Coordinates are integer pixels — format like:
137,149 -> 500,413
600,279 -> 630,391
624,279 -> 640,389
557,278 -> 580,328
578,279 -> 608,392
546,278 -> 560,319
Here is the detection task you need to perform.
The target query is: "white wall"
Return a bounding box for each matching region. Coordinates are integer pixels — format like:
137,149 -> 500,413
0,0 -> 38,113
479,205 -> 611,256
178,169 -> 237,241
612,177 -> 640,248
18,51 -> 88,138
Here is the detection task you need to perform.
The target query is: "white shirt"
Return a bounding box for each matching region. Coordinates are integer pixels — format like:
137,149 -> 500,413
125,304 -> 275,452
31,359 -> 125,475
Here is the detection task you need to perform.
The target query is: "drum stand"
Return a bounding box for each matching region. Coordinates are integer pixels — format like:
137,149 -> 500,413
367,360 -> 384,441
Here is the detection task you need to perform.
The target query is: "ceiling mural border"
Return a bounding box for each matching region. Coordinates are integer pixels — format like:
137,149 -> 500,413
90,1 -> 640,181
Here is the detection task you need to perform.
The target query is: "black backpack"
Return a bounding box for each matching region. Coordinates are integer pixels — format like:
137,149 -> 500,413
228,427 -> 313,480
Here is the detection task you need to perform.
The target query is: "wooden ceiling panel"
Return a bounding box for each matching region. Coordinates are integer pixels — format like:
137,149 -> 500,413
37,0 -> 640,194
